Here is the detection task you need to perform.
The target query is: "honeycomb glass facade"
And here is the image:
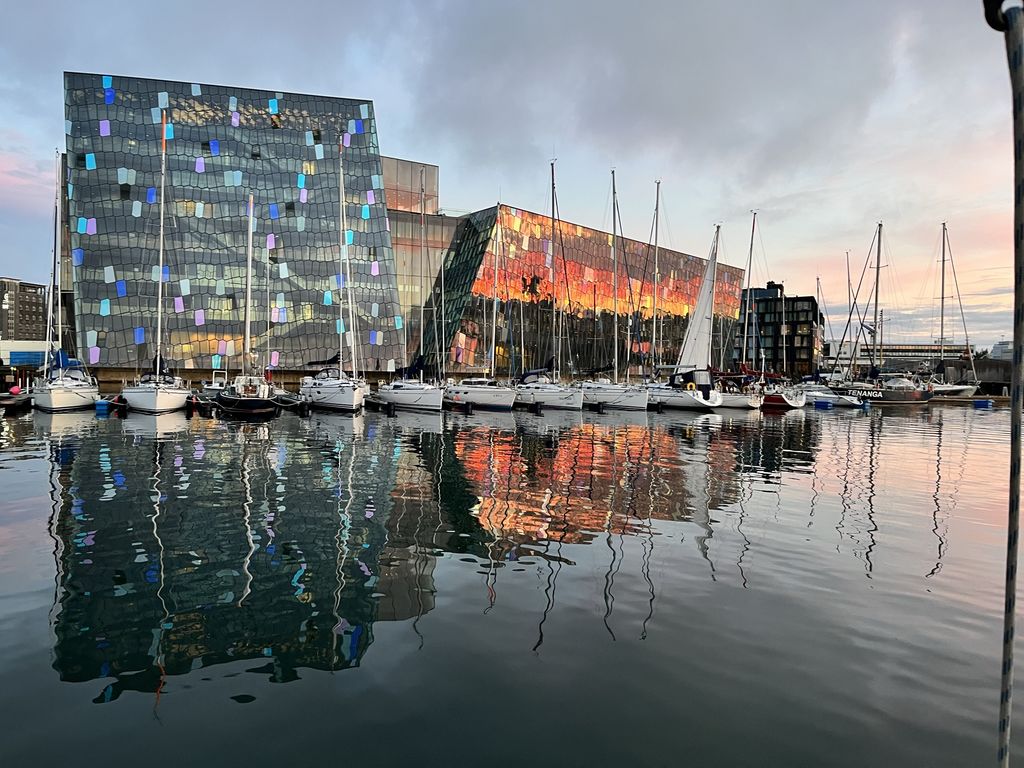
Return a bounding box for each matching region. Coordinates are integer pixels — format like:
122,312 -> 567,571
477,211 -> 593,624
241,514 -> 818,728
421,205 -> 744,376
64,72 -> 404,373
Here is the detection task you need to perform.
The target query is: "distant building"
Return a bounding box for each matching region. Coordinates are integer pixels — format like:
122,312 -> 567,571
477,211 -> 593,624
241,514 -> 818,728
381,157 -> 462,363
64,71 -> 403,372
823,339 -> 974,370
990,340 -> 1012,361
419,205 -> 744,375
732,281 -> 824,378
0,277 -> 47,342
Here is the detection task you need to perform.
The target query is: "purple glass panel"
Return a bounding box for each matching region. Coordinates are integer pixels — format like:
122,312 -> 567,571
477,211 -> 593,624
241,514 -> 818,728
174,296 -> 184,313
86,218 -> 97,235
231,111 -> 240,127
195,157 -> 205,173
89,347 -> 100,365
99,120 -> 110,136
270,351 -> 280,367
195,309 -> 205,326
218,339 -> 227,355
266,233 -> 276,250
299,188 -> 308,203
371,260 -> 379,276
367,190 -> 375,205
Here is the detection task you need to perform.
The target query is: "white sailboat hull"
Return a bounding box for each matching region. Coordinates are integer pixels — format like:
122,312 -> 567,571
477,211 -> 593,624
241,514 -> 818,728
932,383 -> 979,397
299,379 -> 364,412
32,384 -> 100,413
121,383 -> 191,414
514,384 -> 583,410
718,392 -> 762,409
444,383 -> 517,411
648,385 -> 722,411
376,382 -> 444,412
580,383 -> 650,411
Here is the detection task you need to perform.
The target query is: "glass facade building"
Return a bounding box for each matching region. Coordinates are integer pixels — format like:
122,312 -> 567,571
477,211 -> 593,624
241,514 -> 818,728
421,204 -> 744,376
64,72 -> 405,373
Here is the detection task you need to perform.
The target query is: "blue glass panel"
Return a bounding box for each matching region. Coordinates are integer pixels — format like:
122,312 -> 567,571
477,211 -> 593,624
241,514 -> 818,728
116,280 -> 127,298
323,291 -> 333,306
305,130 -> 314,146
395,315 -> 403,330
158,91 -> 169,108
72,248 -> 84,266
102,75 -> 112,88
268,98 -> 278,114
314,144 -> 324,160
77,217 -> 87,234
147,187 -> 157,204
150,107 -> 161,124
191,83 -> 201,96
131,200 -> 142,217
212,353 -> 222,370
269,203 -> 279,220
354,119 -> 364,134
361,205 -> 370,220
229,95 -> 237,111
233,170 -> 242,186
104,88 -> 115,105
134,327 -> 145,344
210,139 -> 220,156
345,230 -> 354,245
164,123 -> 174,140
162,265 -> 170,282
297,173 -> 305,189
99,299 -> 110,317
85,153 -> 96,170
360,103 -> 369,119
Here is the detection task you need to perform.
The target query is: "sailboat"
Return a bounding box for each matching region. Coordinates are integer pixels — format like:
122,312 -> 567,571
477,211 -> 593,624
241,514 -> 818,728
578,170 -> 649,411
121,112 -> 191,414
443,204 -> 516,411
299,142 -> 366,413
215,193 -> 281,418
33,151 -> 100,413
514,162 -> 583,411
376,166 -> 444,413
928,222 -> 979,397
647,225 -> 724,411
832,222 -> 933,405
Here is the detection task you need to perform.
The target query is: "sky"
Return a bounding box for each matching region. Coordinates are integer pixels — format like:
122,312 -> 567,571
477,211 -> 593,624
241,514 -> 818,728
0,0 -> 1014,349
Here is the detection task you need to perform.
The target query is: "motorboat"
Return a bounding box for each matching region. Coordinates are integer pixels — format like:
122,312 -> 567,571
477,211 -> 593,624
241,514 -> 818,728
929,380 -> 979,398
514,375 -> 583,410
647,380 -> 722,411
216,374 -> 281,418
32,366 -> 101,413
444,377 -> 517,411
122,371 -> 191,414
202,370 -> 229,398
0,386 -> 32,415
375,379 -> 444,412
579,379 -> 650,411
299,367 -> 365,413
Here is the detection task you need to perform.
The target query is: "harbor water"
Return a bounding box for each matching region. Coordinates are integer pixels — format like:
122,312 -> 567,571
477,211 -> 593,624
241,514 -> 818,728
0,405 -> 1015,765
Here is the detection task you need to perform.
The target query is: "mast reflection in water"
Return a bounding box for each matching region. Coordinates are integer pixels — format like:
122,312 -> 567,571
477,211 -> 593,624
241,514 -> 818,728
3,403 -> 1010,765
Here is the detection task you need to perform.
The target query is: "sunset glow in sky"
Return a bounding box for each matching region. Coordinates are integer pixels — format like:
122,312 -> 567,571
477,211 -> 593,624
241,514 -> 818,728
0,0 -> 1013,349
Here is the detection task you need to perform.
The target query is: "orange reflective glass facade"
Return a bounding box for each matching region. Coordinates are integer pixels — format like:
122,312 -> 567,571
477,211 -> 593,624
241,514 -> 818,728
422,204 -> 743,374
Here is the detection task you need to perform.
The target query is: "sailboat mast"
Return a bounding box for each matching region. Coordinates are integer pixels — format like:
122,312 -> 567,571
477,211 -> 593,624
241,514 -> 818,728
243,193 -> 254,371
652,180 -> 661,373
44,152 -> 58,378
550,161 -> 558,379
156,111 -> 168,371
420,168 -> 428,382
337,144 -> 347,375
781,282 -> 787,374
489,199 -> 500,378
741,211 -> 756,367
939,221 -> 947,368
709,226 -> 719,366
341,149 -> 358,377
611,170 -> 619,384
872,221 -> 882,369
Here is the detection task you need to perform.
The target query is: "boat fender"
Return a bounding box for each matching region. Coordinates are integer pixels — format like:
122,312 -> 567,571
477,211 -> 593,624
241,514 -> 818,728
686,382 -> 696,391
927,383 -> 934,392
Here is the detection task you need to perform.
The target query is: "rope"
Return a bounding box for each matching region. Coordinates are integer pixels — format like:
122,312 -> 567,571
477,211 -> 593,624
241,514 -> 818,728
989,1 -> 1024,764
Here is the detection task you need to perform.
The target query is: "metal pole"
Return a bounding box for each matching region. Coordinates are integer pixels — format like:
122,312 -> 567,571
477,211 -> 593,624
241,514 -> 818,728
420,167 -> 426,382
986,2 -> 1024,764
243,193 -> 254,372
490,199 -> 500,379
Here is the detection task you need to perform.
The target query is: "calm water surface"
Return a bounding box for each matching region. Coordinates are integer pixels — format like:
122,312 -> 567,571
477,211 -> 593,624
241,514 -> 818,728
0,405 -> 1014,765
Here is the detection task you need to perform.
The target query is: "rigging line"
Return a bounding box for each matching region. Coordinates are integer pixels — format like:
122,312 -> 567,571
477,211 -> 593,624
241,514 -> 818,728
828,228 -> 878,378
943,228 -> 980,381
552,182 -> 577,374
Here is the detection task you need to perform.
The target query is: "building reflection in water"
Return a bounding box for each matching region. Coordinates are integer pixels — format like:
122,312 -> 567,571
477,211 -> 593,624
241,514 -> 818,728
46,404 -> 991,702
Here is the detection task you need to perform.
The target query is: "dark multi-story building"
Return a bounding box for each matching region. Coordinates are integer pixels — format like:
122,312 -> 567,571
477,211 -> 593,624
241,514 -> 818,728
64,72 -> 404,373
732,281 -> 824,377
0,277 -> 47,341
420,205 -> 744,375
